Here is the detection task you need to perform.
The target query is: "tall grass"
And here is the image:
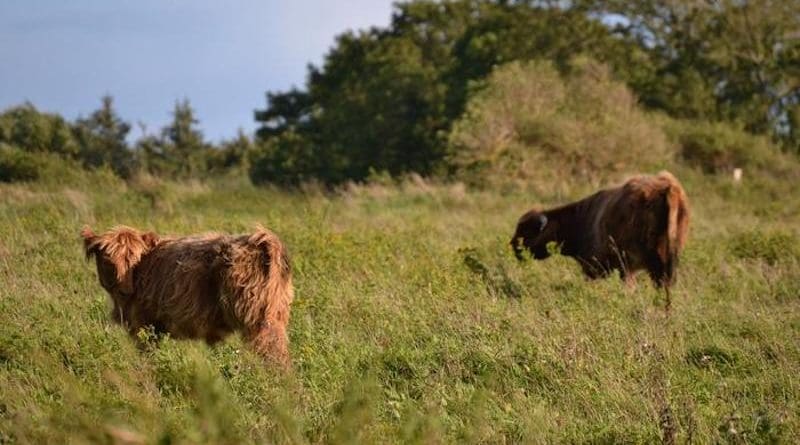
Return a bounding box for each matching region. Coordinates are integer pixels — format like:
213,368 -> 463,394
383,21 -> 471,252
1,164 -> 798,443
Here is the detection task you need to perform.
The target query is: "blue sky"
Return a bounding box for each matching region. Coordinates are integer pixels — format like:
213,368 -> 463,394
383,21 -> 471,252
0,1 -> 395,142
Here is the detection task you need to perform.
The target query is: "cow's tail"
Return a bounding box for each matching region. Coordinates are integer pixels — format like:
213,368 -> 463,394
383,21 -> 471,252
243,226 -> 294,366
231,226 -> 294,334
251,226 -> 294,315
659,171 -> 688,289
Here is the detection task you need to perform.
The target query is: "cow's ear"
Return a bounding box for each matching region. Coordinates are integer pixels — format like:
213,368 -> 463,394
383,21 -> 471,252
108,246 -> 137,296
142,231 -> 159,249
81,226 -> 99,259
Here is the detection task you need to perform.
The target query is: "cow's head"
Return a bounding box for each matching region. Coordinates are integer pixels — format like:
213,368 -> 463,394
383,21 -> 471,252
81,225 -> 159,297
510,210 -> 555,260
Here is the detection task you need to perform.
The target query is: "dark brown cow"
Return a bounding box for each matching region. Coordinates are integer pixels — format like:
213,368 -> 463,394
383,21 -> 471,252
511,171 -> 689,301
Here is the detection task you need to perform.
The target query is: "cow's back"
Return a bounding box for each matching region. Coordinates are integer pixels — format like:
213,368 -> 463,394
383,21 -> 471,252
575,178 -> 658,274
603,176 -> 675,272
133,235 -> 232,338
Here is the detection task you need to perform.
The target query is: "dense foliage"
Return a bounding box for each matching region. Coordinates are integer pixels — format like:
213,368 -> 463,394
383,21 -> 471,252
253,0 -> 800,185
252,0 -> 634,184
0,104 -> 78,157
583,0 -> 800,147
447,58 -> 673,188
1,0 -> 797,187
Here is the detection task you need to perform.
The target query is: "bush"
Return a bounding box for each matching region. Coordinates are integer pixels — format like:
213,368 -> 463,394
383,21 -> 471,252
205,131 -> 253,176
0,146 -> 43,182
663,119 -> 789,174
0,145 -> 105,186
0,104 -> 78,157
447,58 -> 675,188
249,132 -> 320,186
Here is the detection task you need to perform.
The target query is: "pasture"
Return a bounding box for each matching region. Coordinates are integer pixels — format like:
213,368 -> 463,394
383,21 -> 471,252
1,166 -> 799,443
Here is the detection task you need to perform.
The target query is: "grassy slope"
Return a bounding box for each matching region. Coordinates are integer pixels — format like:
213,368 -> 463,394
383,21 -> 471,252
1,166 -> 798,444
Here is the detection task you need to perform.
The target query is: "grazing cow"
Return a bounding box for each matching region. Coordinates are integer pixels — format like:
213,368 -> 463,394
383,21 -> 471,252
82,225 -> 294,368
511,171 -> 689,302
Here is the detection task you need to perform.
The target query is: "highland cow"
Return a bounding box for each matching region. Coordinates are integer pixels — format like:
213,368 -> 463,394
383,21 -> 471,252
81,225 -> 293,367
511,171 -> 689,304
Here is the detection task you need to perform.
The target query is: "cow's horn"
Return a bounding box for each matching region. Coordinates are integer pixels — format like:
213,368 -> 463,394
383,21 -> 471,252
539,214 -> 548,230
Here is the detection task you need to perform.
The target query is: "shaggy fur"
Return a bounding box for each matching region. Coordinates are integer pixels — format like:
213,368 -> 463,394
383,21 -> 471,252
82,225 -> 293,367
511,171 -> 690,295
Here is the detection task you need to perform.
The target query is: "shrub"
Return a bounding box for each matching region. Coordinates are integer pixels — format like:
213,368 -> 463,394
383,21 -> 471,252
447,58 -> 674,188
663,119 -> 790,174
0,145 -> 106,186
0,145 -> 42,182
249,132 -> 320,186
0,104 -> 78,157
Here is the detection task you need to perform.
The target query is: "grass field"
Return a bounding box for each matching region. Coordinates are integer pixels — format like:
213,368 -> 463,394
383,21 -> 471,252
1,165 -> 799,444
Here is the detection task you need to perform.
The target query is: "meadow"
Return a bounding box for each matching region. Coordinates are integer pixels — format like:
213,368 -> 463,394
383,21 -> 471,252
1,164 -> 799,444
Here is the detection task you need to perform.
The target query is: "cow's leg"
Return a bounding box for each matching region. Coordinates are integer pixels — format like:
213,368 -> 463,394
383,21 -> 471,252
244,322 -> 291,370
121,304 -> 165,350
645,251 -> 668,288
578,257 -> 608,280
109,304 -> 125,327
204,328 -> 230,346
620,269 -> 638,289
643,253 -> 674,311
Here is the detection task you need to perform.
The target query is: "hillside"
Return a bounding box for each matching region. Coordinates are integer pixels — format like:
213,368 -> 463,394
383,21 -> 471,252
1,164 -> 799,443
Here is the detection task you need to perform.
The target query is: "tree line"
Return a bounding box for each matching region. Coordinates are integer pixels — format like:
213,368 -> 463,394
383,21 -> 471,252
3,0 -> 798,185
252,0 -> 800,185
0,97 -> 251,182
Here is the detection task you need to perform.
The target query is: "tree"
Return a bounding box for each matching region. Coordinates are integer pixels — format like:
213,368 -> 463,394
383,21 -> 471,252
254,89 -> 313,140
161,99 -> 209,178
207,129 -> 253,174
249,130 -> 318,185
72,96 -> 134,177
134,130 -> 170,177
254,0 -> 631,185
582,0 -> 800,152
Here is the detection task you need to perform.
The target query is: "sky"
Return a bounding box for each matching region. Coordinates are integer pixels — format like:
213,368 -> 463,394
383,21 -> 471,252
0,1 -> 395,142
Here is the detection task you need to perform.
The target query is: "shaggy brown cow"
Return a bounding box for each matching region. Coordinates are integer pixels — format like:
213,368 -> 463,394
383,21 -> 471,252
82,225 -> 294,367
511,171 -> 689,302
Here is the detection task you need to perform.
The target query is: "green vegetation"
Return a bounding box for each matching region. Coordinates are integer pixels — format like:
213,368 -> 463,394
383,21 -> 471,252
0,98 -> 248,184
254,0 -> 800,185
2,0 -> 800,442
447,58 -> 673,189
2,1 -> 798,187
0,146 -> 44,182
1,159 -> 799,443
